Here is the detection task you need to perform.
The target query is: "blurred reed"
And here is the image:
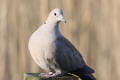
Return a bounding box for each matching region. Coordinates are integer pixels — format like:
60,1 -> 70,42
0,0 -> 120,80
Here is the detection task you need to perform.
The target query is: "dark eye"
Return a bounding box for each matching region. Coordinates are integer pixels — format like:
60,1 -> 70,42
54,13 -> 56,16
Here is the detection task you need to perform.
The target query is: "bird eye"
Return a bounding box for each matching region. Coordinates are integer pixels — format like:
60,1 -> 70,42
54,13 -> 56,16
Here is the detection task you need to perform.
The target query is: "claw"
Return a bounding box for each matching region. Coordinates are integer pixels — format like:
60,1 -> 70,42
39,72 -> 62,78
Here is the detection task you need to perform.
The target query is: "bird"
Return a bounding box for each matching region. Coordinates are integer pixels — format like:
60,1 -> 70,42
28,8 -> 96,80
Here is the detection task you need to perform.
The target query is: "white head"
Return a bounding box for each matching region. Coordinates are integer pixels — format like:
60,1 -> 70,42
46,8 -> 66,24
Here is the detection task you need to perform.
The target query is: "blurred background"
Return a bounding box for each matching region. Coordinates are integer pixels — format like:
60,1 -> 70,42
0,0 -> 120,80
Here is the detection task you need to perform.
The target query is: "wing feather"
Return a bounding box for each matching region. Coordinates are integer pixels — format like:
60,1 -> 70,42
55,36 -> 86,72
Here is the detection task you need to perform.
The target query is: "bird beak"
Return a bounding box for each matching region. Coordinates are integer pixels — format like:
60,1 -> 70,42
61,18 -> 66,23
61,17 -> 66,23
58,15 -> 66,23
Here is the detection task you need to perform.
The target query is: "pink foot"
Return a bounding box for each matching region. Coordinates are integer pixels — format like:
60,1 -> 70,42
39,72 -> 61,78
48,72 -> 61,77
39,72 -> 53,78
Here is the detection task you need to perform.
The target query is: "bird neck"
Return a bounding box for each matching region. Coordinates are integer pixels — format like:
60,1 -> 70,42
54,23 -> 61,37
45,15 -> 57,24
44,20 -> 60,29
45,22 -> 61,37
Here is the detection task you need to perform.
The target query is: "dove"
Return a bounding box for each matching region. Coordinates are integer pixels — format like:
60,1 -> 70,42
28,8 -> 96,80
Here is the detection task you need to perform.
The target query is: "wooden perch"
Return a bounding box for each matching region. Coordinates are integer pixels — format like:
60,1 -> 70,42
24,73 -> 79,80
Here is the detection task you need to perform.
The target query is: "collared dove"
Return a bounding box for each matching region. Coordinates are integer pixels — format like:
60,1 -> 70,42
28,8 -> 96,80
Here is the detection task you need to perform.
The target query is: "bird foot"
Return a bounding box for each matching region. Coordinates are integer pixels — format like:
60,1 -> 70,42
39,72 -> 62,78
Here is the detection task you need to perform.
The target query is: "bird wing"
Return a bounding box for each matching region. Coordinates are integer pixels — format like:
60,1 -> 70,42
55,36 -> 86,72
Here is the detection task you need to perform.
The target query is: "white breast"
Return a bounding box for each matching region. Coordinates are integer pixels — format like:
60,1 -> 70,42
28,24 -> 58,71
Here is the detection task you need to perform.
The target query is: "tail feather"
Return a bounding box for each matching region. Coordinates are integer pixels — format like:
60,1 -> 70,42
70,65 -> 96,80
78,74 -> 96,80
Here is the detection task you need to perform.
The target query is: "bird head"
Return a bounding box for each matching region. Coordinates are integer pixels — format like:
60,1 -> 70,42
46,8 -> 66,24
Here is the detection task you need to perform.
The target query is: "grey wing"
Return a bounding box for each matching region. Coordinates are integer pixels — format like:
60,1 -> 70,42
55,36 -> 86,72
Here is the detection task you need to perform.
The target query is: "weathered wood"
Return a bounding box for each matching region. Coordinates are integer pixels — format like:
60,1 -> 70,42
24,73 -> 79,80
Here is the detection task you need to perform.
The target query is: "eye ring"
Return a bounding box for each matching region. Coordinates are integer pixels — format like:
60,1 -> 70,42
54,13 -> 56,16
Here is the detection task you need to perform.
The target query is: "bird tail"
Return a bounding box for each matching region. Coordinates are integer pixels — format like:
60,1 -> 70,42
70,65 -> 96,80
78,74 -> 96,80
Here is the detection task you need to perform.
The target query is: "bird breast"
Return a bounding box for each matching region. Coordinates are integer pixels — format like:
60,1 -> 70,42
28,28 -> 59,72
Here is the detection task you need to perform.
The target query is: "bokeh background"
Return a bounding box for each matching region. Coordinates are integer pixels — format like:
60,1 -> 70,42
0,0 -> 120,80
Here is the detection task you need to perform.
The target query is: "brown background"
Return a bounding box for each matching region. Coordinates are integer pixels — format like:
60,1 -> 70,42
0,0 -> 120,80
